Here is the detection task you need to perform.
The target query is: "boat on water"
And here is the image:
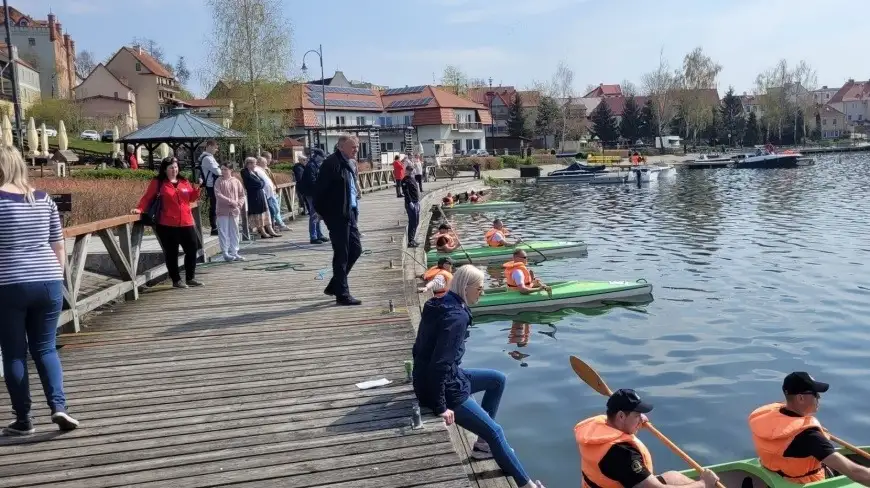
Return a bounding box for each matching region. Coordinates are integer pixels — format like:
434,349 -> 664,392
733,147 -> 811,169
677,446 -> 870,488
440,200 -> 524,213
684,153 -> 736,169
469,279 -> 653,315
426,241 -> 587,266
628,165 -> 676,183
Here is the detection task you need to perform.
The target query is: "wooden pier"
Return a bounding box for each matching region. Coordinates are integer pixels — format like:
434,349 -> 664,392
0,177 -> 513,487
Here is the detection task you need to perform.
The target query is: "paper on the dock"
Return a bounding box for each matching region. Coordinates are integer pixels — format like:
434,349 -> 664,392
355,378 -> 392,389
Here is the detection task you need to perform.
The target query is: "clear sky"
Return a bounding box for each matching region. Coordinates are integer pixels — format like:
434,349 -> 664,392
27,0 -> 863,98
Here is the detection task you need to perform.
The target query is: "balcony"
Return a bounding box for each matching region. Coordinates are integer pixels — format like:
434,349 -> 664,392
451,122 -> 483,131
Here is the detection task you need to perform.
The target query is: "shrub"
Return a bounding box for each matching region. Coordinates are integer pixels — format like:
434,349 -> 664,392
72,168 -> 158,180
33,178 -> 150,226
529,154 -> 557,165
271,163 -> 295,173
453,157 -> 502,170
501,155 -> 526,168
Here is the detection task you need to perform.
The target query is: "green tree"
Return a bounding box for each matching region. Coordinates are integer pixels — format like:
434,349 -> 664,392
704,105 -> 722,145
25,98 -> 87,133
720,86 -> 745,146
619,95 -> 642,143
640,99 -> 656,140
508,92 -> 530,138
534,95 -> 560,143
590,100 -> 619,145
744,111 -> 759,146
174,56 -> 191,85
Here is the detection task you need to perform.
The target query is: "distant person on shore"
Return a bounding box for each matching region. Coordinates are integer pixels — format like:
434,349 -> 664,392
198,139 -> 221,236
401,162 -> 421,248
472,160 -> 482,179
392,154 -> 405,198
485,219 -> 515,247
241,156 -> 280,239
313,134 -> 363,306
575,389 -> 719,488
214,163 -> 246,261
300,148 -> 328,244
262,152 -> 290,231
413,154 -> 424,191
412,265 -> 546,488
126,144 -> 139,170
292,152 -> 307,215
0,146 -> 79,436
133,157 -> 203,288
418,257 -> 453,296
503,249 -> 550,295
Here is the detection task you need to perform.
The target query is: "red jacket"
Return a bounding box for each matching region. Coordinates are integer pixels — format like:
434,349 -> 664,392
136,178 -> 201,227
393,160 -> 405,180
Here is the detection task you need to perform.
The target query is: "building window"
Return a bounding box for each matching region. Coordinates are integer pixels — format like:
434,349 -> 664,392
453,139 -> 461,153
848,115 -> 852,121
823,119 -> 827,126
135,62 -> 141,72
356,116 -> 366,126
465,139 -> 473,152
380,142 -> 394,152
360,142 -> 368,158
28,38 -> 36,46
472,139 -> 481,150
833,119 -> 837,126
335,116 -> 345,126
114,91 -> 118,98
403,115 -> 411,126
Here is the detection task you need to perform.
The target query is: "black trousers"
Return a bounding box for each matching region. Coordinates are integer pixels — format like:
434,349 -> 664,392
155,224 -> 199,283
205,186 -> 218,230
325,208 -> 362,299
415,174 -> 423,192
405,202 -> 420,243
395,180 -> 404,197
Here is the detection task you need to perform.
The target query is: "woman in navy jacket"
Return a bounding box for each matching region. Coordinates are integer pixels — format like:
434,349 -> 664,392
412,265 -> 545,488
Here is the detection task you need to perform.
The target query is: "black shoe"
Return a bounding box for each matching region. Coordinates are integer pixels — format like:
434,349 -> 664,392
2,419 -> 34,436
310,238 -> 323,244
210,230 -> 219,236
336,296 -> 362,306
319,236 -> 330,242
324,285 -> 336,297
186,279 -> 204,287
407,241 -> 418,248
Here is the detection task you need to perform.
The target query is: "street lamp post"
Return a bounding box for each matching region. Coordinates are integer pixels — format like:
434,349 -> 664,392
3,0 -> 23,146
302,45 -> 327,150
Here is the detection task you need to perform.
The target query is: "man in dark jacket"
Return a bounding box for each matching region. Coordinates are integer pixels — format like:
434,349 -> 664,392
401,163 -> 421,248
312,135 -> 362,306
300,148 -> 327,244
292,155 -> 307,215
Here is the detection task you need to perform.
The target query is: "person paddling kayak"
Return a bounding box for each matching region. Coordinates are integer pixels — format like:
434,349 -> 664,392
503,249 -> 551,295
749,372 -> 870,486
485,219 -> 515,247
418,257 -> 453,296
432,223 -> 460,253
575,389 -> 720,488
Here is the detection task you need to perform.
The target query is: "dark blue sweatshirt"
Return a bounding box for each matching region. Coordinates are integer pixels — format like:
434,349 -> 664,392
412,291 -> 472,414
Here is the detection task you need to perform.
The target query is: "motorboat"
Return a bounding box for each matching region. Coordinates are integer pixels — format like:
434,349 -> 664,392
683,153 -> 736,169
627,164 -> 676,183
733,148 -> 805,169
537,161 -> 606,183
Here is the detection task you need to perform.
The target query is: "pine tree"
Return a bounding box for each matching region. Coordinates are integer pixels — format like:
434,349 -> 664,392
590,100 -> 619,145
704,105 -> 723,145
619,96 -> 642,143
640,99 -> 656,140
744,112 -> 760,146
534,95 -> 560,143
508,92 -> 530,138
720,87 -> 745,146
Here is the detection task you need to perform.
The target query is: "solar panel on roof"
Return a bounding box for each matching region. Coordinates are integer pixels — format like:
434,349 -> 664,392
383,85 -> 426,96
386,97 -> 433,109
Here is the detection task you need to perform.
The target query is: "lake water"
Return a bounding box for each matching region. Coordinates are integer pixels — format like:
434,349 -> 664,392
448,153 -> 870,487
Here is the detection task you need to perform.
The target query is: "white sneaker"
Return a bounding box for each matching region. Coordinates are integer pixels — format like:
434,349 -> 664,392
233,255 -> 246,262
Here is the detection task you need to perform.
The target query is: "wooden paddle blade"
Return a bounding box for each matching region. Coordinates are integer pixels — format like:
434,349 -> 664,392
569,356 -> 613,396
828,432 -> 870,462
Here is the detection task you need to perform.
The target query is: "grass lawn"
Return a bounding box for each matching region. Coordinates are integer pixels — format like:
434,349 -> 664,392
47,136 -> 113,154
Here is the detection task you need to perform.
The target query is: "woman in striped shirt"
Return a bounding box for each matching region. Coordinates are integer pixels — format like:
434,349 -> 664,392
0,146 -> 79,436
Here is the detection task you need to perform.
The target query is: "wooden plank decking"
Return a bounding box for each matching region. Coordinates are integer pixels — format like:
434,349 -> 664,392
0,179 -> 511,487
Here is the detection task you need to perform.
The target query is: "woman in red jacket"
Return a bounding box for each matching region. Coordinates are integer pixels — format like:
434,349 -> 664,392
132,157 -> 203,289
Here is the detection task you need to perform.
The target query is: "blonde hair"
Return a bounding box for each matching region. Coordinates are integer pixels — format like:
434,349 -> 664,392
0,145 -> 34,202
448,265 -> 485,303
256,156 -> 268,167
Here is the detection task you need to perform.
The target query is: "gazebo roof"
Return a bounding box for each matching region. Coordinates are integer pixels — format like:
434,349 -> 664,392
119,107 -> 245,144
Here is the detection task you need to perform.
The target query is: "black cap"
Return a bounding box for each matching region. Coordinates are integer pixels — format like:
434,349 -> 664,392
783,372 -> 829,395
437,257 -> 453,267
606,388 -> 653,414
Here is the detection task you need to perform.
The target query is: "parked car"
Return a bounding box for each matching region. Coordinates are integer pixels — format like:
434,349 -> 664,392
80,130 -> 100,141
469,149 -> 489,157
101,129 -> 115,142
36,126 -> 58,137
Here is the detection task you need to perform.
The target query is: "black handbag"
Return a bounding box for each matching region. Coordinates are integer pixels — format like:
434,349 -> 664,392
141,185 -> 162,227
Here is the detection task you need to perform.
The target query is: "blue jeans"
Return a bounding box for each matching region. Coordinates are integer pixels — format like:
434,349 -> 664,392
455,368 -> 531,486
267,195 -> 285,227
0,280 -> 67,419
305,196 -> 325,241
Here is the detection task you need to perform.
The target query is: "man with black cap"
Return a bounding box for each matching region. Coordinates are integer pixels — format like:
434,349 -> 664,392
575,389 -> 719,488
749,372 -> 870,486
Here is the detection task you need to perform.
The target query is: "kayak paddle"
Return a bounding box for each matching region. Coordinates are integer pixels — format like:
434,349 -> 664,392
824,430 -> 870,462
569,355 -> 725,488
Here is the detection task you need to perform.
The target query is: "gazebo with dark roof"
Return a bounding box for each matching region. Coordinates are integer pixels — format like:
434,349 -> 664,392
119,106 -> 245,175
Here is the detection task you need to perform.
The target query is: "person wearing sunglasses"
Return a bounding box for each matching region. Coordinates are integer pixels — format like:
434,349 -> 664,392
503,249 -> 551,295
575,389 -> 720,488
749,372 -> 870,486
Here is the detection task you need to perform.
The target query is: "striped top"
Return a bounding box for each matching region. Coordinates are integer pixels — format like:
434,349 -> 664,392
0,190 -> 64,286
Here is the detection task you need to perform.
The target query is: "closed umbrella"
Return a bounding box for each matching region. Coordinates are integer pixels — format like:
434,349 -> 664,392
112,125 -> 120,157
39,123 -> 50,157
58,120 -> 69,151
1,114 -> 11,146
26,117 -> 38,157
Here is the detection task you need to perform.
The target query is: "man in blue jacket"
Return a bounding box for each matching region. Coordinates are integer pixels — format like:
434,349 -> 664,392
300,148 -> 328,244
313,135 -> 362,306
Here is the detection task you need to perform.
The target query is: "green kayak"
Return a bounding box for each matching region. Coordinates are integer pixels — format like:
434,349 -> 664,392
426,241 -> 587,265
440,200 -> 524,213
678,446 -> 869,488
469,279 -> 653,315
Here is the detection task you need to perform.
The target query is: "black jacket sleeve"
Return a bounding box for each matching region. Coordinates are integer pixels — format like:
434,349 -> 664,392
313,154 -> 348,222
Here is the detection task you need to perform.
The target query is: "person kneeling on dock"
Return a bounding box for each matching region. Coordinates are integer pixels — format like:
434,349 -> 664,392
432,223 -> 460,253
418,257 -> 453,296
504,250 -> 551,295
485,219 -> 515,247
412,265 -> 546,488
575,389 -> 720,488
748,372 -> 870,486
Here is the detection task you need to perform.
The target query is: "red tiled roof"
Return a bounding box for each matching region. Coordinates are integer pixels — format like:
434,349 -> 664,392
601,96 -> 649,116
829,80 -> 870,104
124,46 -> 174,79
302,84 -> 383,111
583,84 -> 622,98
466,86 -> 539,108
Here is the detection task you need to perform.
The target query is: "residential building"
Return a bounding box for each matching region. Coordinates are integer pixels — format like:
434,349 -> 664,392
828,79 -> 869,128
105,46 -> 180,127
179,99 -> 234,128
739,93 -> 764,118
0,45 -> 40,119
73,64 -> 137,134
283,83 -> 491,162
813,86 -> 840,105
582,84 -> 623,98
308,70 -> 385,90
466,86 -> 540,137
818,105 -> 846,139
0,6 -> 76,98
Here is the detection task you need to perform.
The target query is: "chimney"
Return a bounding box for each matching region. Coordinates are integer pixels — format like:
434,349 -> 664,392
822,85 -> 828,89
48,14 -> 57,41
63,33 -> 70,50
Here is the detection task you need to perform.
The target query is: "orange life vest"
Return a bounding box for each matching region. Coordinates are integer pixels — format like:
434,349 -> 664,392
442,196 -> 454,207
485,228 -> 505,247
503,261 -> 532,288
630,154 -> 640,164
422,267 -> 453,297
748,403 -> 827,484
575,415 -> 654,488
